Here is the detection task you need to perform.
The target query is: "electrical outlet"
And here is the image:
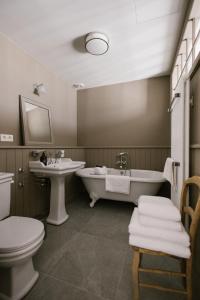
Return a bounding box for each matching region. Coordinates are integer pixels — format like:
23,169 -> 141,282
0,134 -> 14,142
8,135 -> 14,142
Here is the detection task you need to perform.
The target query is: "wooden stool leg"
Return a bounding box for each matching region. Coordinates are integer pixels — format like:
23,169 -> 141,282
132,248 -> 140,300
186,258 -> 192,300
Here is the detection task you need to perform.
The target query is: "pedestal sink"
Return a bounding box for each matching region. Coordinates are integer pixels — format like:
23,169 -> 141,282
29,159 -> 85,225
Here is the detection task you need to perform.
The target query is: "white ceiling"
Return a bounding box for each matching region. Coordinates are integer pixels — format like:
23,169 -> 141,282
0,0 -> 188,88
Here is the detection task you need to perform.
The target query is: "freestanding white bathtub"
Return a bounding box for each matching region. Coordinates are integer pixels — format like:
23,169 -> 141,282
76,168 -> 165,207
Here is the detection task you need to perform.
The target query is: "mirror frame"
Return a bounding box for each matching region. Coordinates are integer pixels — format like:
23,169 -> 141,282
19,95 -> 54,145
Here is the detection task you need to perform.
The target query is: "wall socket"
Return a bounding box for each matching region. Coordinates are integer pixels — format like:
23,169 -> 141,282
0,134 -> 14,142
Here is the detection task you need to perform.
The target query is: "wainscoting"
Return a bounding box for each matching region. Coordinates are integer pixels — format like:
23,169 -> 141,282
0,146 -> 170,218
85,147 -> 170,171
0,147 -> 85,217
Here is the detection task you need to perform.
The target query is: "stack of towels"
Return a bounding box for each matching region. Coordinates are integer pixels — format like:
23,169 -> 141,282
129,196 -> 191,258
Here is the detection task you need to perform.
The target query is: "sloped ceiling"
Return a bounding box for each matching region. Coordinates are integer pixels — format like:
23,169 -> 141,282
0,0 -> 188,88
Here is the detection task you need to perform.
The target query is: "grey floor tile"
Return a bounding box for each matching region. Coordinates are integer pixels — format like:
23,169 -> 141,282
33,226 -> 80,274
115,248 -> 133,300
33,196 -> 96,274
25,273 -> 107,300
65,201 -> 95,232
141,252 -> 181,272
51,232 -> 127,300
140,254 -> 184,291
115,248 -> 186,300
25,194 -> 197,300
140,288 -> 187,300
116,286 -> 187,300
91,199 -> 134,218
68,194 -> 91,209
82,201 -> 133,244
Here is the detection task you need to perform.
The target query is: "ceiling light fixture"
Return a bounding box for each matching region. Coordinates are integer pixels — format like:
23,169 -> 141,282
33,83 -> 47,96
85,32 -> 109,56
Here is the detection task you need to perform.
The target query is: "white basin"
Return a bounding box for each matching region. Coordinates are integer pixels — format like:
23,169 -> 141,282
29,159 -> 85,225
29,160 -> 85,175
0,173 -> 14,183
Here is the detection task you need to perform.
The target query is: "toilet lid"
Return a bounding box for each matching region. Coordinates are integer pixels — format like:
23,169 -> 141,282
0,216 -> 44,253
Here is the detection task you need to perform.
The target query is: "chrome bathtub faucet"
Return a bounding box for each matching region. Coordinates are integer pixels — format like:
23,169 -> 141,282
115,152 -> 129,171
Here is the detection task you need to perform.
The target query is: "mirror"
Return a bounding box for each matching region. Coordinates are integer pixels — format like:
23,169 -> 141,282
20,95 -> 53,145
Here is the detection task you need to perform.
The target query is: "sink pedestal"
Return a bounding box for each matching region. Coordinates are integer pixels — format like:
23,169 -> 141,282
29,159 -> 85,226
47,176 -> 69,225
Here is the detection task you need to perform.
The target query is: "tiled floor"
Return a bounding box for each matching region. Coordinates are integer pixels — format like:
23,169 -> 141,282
24,195 -> 195,300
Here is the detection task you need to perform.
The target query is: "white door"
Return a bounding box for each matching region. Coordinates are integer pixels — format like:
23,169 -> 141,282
171,78 -> 190,208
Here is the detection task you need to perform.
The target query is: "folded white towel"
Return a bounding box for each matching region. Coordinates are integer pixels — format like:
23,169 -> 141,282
105,174 -> 130,194
94,167 -> 107,175
128,209 -> 189,246
129,234 -> 191,258
138,195 -> 172,206
163,157 -> 175,185
138,195 -> 181,221
139,213 -> 182,232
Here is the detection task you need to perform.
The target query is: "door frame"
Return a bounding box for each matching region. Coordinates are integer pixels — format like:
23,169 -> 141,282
184,53 -> 200,178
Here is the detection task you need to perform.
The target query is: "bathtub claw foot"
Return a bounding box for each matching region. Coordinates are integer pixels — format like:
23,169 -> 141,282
90,201 -> 95,208
89,192 -> 99,208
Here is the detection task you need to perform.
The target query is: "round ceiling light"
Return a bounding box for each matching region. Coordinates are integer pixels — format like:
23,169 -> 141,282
85,32 -> 109,55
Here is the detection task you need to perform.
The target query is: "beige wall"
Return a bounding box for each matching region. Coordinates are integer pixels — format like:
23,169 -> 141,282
0,33 -> 77,146
77,77 -> 170,146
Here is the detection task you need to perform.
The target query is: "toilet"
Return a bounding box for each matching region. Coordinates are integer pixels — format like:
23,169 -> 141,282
0,172 -> 45,300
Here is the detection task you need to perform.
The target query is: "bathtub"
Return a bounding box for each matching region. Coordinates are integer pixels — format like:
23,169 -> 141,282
76,168 -> 165,207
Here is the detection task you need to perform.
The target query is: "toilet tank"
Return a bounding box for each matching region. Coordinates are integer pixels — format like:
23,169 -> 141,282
0,173 -> 14,220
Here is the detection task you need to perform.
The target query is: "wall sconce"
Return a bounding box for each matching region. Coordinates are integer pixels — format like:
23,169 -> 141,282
73,83 -> 85,89
33,83 -> 47,96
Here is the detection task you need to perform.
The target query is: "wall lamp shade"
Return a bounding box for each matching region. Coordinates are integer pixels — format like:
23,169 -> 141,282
33,83 -> 47,96
73,83 -> 85,89
85,32 -> 109,55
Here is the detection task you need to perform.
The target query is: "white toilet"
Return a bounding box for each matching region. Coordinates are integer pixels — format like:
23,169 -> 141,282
0,172 -> 45,300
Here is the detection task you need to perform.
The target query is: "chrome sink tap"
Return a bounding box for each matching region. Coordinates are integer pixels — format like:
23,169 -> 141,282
55,150 -> 62,163
47,152 -> 53,165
